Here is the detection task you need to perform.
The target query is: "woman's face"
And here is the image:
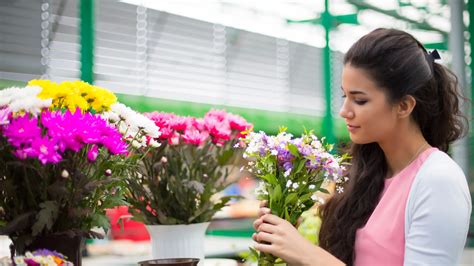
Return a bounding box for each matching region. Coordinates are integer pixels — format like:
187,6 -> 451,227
339,64 -> 399,144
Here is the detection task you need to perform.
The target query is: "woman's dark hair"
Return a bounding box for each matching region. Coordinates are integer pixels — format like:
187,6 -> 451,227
318,28 -> 467,265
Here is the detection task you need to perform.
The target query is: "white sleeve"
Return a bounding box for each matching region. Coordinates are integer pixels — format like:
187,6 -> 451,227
404,157 -> 471,266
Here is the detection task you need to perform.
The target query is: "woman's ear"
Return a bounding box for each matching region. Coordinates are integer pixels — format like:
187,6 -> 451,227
397,95 -> 416,118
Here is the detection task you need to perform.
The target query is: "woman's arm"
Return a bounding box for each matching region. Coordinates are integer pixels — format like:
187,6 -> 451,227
404,158 -> 471,265
253,209 -> 345,266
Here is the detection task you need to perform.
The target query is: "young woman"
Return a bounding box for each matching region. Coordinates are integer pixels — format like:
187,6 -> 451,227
252,28 -> 472,265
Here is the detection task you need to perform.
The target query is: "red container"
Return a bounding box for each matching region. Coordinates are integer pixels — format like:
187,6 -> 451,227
106,206 -> 150,241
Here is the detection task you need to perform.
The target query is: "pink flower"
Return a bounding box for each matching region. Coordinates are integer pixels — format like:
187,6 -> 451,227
30,136 -> 62,164
228,114 -> 250,132
170,116 -> 188,132
0,107 -> 11,126
87,144 -> 99,162
158,126 -> 173,139
3,114 -> 42,148
183,129 -> 209,145
169,132 -> 180,145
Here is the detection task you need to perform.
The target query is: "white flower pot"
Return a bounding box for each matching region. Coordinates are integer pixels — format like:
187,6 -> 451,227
146,222 -> 210,265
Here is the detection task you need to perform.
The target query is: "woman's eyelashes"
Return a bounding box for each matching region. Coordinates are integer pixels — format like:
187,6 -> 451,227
341,95 -> 368,105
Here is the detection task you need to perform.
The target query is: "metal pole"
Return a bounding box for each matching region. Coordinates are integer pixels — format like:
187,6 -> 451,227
467,0 -> 474,247
80,0 -> 94,83
449,0 -> 469,174
322,0 -> 335,144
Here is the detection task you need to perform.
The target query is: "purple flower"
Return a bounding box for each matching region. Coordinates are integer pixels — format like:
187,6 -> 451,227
32,248 -> 65,259
283,161 -> 293,171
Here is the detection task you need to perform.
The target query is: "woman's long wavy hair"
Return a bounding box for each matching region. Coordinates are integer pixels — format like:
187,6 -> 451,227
318,28 -> 467,265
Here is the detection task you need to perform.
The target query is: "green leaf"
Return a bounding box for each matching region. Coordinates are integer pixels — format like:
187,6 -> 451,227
272,184 -> 282,204
260,174 -> 277,185
249,247 -> 259,259
295,159 -> 306,173
319,188 -> 330,194
287,143 -> 300,157
0,212 -> 35,235
31,201 -> 59,236
284,193 -> 298,205
218,149 -> 234,165
91,213 -> 111,230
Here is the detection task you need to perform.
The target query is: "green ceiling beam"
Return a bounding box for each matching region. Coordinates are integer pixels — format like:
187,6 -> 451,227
347,0 -> 448,37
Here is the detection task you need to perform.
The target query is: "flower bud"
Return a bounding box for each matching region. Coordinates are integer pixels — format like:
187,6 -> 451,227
61,169 -> 69,178
105,169 -> 112,176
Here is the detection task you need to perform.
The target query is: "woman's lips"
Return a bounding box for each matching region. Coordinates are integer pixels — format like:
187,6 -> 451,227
346,124 -> 360,132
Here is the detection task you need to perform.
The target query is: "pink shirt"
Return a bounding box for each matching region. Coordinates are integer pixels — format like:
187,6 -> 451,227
354,147 -> 437,266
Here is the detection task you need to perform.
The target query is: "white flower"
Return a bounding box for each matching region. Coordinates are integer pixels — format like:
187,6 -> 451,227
311,194 -> 318,201
284,168 -> 291,177
149,138 -> 161,148
308,184 -> 315,190
292,182 -> 299,189
286,180 -> 293,188
270,149 -> 278,155
233,142 -> 240,148
336,186 -> 344,194
109,103 -> 161,139
9,97 -> 52,116
255,181 -> 268,196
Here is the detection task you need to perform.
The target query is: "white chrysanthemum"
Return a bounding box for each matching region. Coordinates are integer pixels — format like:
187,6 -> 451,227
0,86 -> 51,115
110,103 -> 160,139
9,97 -> 52,115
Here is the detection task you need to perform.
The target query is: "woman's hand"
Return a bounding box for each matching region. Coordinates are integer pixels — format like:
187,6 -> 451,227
253,211 -> 317,265
252,205 -> 345,266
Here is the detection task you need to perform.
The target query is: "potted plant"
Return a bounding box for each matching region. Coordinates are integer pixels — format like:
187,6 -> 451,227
124,109 -> 252,263
0,80 -> 151,265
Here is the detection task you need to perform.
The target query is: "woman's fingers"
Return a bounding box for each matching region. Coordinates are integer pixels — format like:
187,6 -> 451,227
254,242 -> 273,253
257,221 -> 277,234
253,217 -> 263,230
261,213 -> 284,225
257,207 -> 271,217
255,231 -> 275,243
252,232 -> 258,242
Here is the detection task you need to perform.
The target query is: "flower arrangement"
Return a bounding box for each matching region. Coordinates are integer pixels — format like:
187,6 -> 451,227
125,109 -> 252,225
13,249 -> 73,266
0,80 -> 145,256
240,128 -> 348,265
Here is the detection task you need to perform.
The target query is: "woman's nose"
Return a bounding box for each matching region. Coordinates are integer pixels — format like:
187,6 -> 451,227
339,102 -> 353,119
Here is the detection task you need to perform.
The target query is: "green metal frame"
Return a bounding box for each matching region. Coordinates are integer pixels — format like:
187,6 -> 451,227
80,0 -> 94,83
468,0 -> 474,248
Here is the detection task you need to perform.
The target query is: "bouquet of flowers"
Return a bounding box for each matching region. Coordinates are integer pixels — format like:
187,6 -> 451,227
12,249 -> 73,266
240,128 -> 348,265
125,109 -> 252,225
0,80 -> 144,257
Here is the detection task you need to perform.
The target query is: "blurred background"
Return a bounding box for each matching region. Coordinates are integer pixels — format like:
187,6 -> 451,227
0,0 -> 473,265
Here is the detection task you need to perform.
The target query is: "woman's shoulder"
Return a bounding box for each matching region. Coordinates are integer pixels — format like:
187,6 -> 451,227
416,150 -> 466,185
410,150 -> 470,204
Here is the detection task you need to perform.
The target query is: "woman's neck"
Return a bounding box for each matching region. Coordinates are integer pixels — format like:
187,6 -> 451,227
378,127 -> 430,178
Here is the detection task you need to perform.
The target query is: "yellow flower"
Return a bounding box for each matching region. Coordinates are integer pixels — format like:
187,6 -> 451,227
28,79 -> 60,99
27,79 -> 117,113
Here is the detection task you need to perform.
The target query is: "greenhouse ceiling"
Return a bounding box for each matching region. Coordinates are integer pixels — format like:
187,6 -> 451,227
120,0 -> 453,53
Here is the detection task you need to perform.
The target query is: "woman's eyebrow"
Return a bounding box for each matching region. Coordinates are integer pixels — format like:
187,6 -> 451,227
341,86 -> 367,95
